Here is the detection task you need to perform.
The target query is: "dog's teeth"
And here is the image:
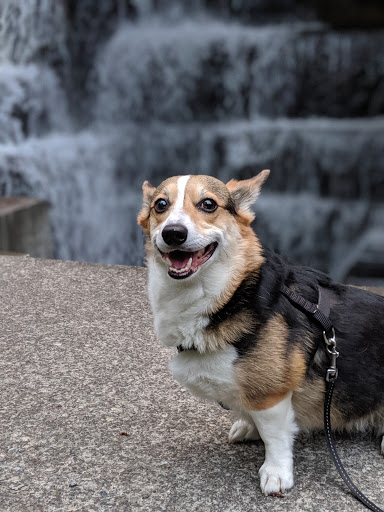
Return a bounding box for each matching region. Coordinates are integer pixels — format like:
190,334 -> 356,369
197,248 -> 204,258
170,265 -> 190,274
186,257 -> 192,269
165,257 -> 172,265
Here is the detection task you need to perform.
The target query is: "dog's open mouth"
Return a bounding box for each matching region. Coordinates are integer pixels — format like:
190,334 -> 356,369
159,242 -> 218,279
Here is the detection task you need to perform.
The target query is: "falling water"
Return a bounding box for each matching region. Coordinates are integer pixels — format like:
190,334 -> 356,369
0,0 -> 383,282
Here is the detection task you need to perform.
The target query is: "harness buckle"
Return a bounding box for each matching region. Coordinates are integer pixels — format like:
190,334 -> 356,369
323,328 -> 339,382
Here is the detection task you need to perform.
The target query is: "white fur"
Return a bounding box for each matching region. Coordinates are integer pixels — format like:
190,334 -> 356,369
175,175 -> 190,211
169,345 -> 241,411
148,262 -> 211,350
162,175 -> 190,226
151,175 -> 192,256
228,416 -> 260,443
249,394 -> 298,495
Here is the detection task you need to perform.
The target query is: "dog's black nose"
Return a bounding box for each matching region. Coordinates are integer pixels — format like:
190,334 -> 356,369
162,224 -> 188,246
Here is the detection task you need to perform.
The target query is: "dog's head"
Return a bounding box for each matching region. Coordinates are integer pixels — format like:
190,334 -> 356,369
138,171 -> 269,282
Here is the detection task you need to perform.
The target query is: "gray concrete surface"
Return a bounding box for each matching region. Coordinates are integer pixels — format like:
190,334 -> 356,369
0,255 -> 383,512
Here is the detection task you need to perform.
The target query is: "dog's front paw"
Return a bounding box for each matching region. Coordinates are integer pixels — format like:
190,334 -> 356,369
259,461 -> 294,495
228,418 -> 260,443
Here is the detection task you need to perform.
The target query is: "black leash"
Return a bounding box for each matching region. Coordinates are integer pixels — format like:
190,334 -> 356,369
324,379 -> 384,512
282,285 -> 384,512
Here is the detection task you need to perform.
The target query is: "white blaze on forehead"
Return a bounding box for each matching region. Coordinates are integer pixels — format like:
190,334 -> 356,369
175,175 -> 190,212
157,173 -> 215,252
166,174 -> 191,223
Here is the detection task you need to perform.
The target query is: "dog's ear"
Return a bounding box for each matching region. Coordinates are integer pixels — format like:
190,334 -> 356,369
137,180 -> 156,233
226,170 -> 270,222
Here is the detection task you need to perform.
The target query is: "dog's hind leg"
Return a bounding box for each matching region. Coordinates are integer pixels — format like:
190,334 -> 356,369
228,414 -> 260,443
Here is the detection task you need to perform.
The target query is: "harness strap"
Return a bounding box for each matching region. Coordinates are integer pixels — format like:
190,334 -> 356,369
281,284 -> 333,335
282,284 -> 384,512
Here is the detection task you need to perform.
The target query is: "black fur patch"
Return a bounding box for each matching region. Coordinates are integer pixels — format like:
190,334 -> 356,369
224,196 -> 237,215
207,249 -> 384,422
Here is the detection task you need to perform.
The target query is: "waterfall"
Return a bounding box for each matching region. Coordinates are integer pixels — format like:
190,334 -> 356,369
0,0 -> 383,282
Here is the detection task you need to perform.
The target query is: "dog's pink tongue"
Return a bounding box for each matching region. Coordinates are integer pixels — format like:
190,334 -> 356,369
169,250 -> 193,270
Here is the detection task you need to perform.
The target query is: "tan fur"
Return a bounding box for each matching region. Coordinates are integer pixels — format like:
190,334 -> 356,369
208,230 -> 264,315
235,314 -> 307,411
293,378 -> 345,430
204,310 -> 258,352
188,175 -> 235,206
226,170 -> 270,221
137,180 -> 156,233
207,177 -> 267,315
151,175 -> 181,201
294,379 -> 384,433
183,176 -> 233,233
138,176 -> 183,234
206,173 -> 269,313
149,179 -> 179,228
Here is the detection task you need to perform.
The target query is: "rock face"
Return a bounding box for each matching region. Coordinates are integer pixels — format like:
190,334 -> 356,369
0,0 -> 383,283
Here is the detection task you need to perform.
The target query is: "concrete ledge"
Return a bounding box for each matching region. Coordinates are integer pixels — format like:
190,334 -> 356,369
0,255 -> 383,511
0,198 -> 52,258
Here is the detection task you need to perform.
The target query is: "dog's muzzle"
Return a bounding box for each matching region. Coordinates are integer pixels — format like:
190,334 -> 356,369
158,241 -> 218,280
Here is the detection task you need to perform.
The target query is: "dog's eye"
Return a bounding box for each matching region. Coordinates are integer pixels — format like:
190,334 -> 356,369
154,198 -> 169,213
198,198 -> 218,213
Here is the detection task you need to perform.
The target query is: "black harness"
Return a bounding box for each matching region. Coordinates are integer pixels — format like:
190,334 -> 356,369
282,285 -> 383,512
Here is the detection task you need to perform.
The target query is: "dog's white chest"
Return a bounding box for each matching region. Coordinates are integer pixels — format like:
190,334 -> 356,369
152,301 -> 209,349
148,262 -> 241,409
169,346 -> 241,410
148,265 -> 216,351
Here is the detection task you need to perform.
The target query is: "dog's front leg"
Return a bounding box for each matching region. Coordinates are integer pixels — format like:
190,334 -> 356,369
249,393 -> 298,495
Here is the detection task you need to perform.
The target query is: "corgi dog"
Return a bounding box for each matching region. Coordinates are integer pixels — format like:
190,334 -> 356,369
138,171 -> 384,495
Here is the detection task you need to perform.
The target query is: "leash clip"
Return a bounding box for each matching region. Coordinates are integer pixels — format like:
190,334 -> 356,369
323,328 -> 339,382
